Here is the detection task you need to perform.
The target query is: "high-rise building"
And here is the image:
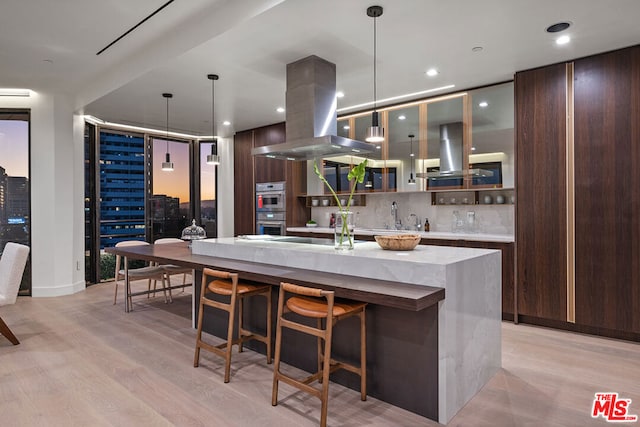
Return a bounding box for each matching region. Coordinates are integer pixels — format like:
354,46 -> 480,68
99,131 -> 146,248
6,176 -> 29,220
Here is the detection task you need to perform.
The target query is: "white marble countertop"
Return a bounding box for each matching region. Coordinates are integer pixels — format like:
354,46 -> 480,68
192,237 -> 499,289
287,226 -> 514,243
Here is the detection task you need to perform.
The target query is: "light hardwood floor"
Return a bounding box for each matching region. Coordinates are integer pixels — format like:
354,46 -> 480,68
1,281 -> 639,426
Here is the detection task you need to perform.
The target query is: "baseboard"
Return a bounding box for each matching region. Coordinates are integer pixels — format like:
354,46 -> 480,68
32,280 -> 86,297
517,314 -> 640,342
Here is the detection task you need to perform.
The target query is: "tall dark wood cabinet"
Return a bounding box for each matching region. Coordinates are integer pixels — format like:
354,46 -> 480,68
573,46 -> 640,334
515,45 -> 640,340
515,62 -> 568,322
234,129 -> 255,236
233,123 -> 310,236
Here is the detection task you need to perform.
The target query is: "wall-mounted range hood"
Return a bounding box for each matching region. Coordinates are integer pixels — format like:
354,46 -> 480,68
416,122 -> 493,180
251,55 -> 375,161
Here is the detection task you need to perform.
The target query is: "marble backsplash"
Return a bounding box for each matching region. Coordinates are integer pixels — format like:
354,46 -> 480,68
309,192 -> 514,235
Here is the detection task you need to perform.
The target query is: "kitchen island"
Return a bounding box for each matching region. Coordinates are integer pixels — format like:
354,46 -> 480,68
192,237 -> 501,424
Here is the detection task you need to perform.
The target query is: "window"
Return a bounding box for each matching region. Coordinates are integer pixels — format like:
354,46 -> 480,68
0,110 -> 31,294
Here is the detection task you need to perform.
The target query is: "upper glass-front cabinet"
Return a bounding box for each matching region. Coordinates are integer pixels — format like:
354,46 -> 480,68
468,82 -> 514,188
316,81 -> 514,194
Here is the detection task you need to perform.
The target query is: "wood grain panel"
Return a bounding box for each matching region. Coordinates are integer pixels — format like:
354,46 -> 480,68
573,45 -> 640,333
254,122 -> 286,183
515,63 -> 568,321
286,161 -> 309,227
233,129 -> 255,235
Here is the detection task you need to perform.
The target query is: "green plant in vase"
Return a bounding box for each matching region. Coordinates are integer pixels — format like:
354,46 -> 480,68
313,159 -> 367,250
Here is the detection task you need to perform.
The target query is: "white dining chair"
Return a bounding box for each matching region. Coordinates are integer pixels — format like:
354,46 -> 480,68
0,242 -> 30,345
113,240 -> 168,309
153,238 -> 192,302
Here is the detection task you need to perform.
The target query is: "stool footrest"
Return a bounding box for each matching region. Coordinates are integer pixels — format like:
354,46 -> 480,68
275,373 -> 322,399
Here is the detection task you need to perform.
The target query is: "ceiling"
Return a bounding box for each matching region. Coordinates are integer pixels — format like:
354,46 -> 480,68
2,0 -> 640,138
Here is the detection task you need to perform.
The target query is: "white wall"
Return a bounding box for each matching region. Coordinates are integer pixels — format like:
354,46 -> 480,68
216,137 -> 235,237
1,91 -> 86,296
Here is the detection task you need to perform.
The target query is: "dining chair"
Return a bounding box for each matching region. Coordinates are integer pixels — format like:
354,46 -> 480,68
153,238 -> 192,302
0,242 -> 30,345
113,240 -> 168,309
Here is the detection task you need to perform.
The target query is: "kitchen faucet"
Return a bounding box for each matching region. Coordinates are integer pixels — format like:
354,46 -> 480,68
391,201 -> 401,230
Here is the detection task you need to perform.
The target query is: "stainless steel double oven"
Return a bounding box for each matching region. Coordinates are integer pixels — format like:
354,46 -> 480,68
255,182 -> 286,235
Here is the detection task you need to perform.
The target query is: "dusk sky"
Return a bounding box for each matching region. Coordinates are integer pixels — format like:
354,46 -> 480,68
152,138 -> 216,203
0,120 -> 29,177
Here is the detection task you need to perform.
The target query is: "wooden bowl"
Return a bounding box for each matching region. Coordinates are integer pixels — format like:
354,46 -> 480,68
374,234 -> 421,251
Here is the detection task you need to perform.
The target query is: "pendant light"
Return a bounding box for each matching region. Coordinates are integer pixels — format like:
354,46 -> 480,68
365,5 -> 384,143
365,168 -> 374,188
408,134 -> 416,185
161,92 -> 174,171
206,74 -> 220,165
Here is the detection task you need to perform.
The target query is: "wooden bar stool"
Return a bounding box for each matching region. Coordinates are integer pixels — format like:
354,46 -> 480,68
271,282 -> 367,427
194,268 -> 272,383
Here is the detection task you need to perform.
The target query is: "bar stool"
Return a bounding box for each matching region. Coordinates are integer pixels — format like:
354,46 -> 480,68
194,268 -> 272,383
271,282 -> 367,427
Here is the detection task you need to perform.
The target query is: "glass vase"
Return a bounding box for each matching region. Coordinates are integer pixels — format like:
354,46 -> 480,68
334,210 -> 354,251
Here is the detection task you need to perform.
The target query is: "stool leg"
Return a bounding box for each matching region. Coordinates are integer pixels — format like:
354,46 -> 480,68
266,288 -> 273,364
317,318 -> 323,381
166,275 -> 173,303
193,279 -> 208,367
238,297 -> 244,353
271,288 -> 286,406
320,320 -> 333,427
223,292 -> 237,383
360,309 -> 367,401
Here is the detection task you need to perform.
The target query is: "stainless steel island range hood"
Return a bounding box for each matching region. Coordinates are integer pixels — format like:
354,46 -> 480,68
251,55 -> 375,161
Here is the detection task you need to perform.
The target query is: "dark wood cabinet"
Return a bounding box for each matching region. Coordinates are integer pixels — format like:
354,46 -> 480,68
254,123 -> 286,184
513,45 -> 640,341
515,62 -> 568,322
573,46 -> 640,333
234,122 -> 310,234
233,129 -> 255,236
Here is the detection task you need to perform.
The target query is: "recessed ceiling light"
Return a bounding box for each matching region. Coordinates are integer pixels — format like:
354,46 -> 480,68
375,146 -> 381,150
343,125 -> 350,130
336,91 -> 345,98
398,115 -> 406,120
546,22 -> 571,33
471,146 -> 477,151
426,68 -> 439,77
556,35 -> 571,45
276,107 -> 285,113
471,46 -> 483,53
478,101 -> 489,108
222,120 -> 231,126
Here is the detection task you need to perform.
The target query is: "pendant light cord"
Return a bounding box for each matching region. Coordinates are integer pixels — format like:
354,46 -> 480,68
165,95 -> 169,153
409,136 -> 413,175
373,14 -> 377,112
410,136 -> 414,174
207,74 -> 219,157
